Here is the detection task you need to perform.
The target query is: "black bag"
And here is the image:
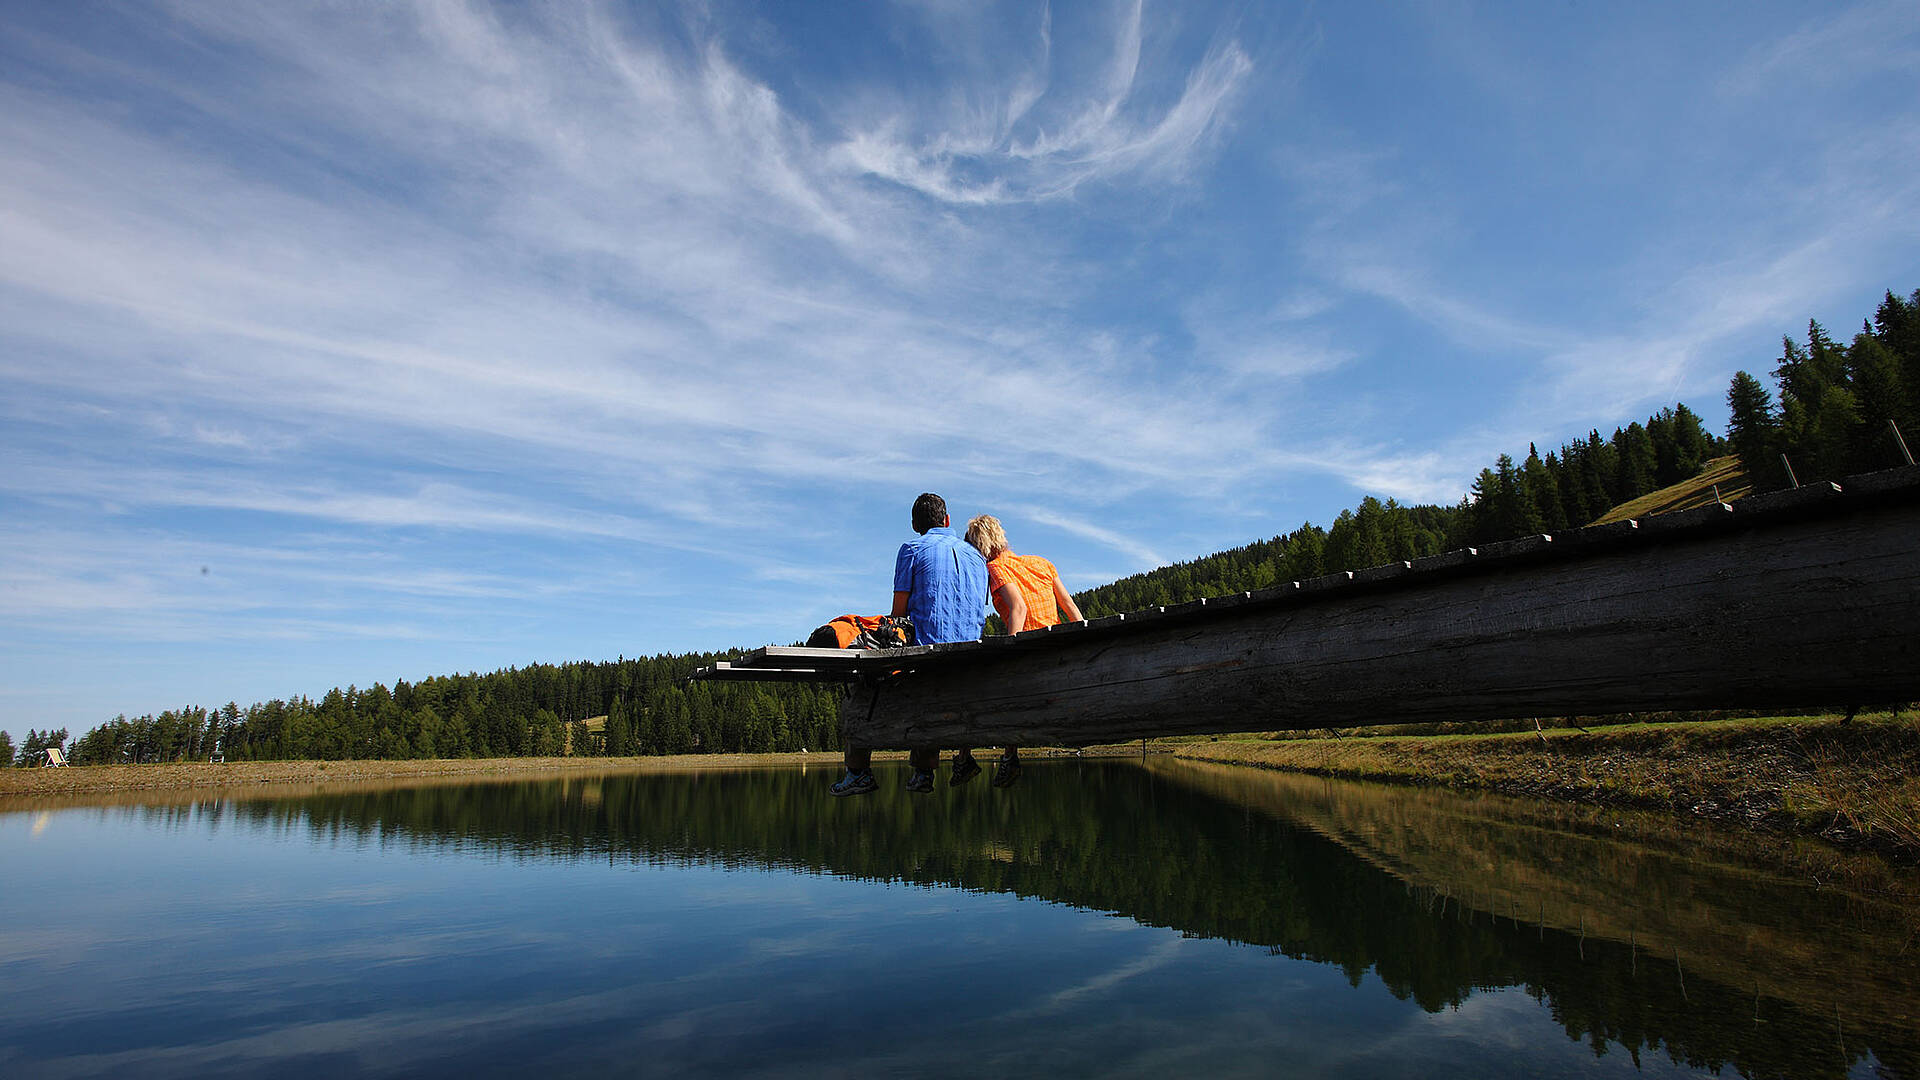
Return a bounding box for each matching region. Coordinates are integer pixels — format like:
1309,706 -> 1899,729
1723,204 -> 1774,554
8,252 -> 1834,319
854,615 -> 914,650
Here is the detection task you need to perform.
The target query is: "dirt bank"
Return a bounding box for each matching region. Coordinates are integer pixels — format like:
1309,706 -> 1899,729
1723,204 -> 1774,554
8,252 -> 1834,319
1174,712 -> 1920,861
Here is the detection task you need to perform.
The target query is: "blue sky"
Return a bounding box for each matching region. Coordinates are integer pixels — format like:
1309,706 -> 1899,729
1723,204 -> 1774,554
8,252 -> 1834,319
4,1 -> 1917,742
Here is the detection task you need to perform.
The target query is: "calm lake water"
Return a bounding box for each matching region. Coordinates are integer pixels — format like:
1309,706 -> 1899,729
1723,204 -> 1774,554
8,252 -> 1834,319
1,759 -> 1914,1079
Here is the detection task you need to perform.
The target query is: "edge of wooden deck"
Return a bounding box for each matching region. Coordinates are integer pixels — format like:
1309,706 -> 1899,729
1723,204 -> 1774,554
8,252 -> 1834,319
691,462 -> 1920,685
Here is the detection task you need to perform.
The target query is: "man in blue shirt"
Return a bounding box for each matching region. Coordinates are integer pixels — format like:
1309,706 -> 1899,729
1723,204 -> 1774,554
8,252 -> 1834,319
831,493 -> 988,796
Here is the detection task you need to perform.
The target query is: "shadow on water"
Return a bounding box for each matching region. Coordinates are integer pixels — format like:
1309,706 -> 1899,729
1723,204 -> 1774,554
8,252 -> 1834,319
103,759 -> 1920,1078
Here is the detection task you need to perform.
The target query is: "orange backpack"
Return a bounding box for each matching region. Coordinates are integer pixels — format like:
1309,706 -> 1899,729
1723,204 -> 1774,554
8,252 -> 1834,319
806,614 -> 915,649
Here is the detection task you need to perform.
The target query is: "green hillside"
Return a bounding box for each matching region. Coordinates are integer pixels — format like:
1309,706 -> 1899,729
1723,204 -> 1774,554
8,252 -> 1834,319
1592,455 -> 1750,524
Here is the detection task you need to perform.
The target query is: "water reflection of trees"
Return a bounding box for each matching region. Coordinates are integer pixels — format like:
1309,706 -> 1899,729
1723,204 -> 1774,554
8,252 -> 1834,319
191,761 -> 1916,1079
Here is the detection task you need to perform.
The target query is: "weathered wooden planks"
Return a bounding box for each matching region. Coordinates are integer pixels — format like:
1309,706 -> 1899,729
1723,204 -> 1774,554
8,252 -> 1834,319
693,464 -> 1920,749
843,468 -> 1920,748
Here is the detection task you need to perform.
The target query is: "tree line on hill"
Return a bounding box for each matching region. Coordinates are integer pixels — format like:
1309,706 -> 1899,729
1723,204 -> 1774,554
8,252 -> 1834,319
50,659 -> 844,766
22,286 -> 1912,767
1725,288 -> 1920,491
1076,403 -> 1720,617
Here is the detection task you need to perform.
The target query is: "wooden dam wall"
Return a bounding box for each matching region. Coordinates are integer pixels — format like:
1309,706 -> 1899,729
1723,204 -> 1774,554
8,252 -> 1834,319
699,465 -> 1920,750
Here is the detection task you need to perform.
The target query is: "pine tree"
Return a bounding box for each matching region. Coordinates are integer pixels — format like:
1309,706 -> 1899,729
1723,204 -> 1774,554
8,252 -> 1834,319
1874,289 -> 1920,429
1582,431 -> 1619,515
1726,370 -> 1781,490
1281,523 -> 1326,580
1523,446 -> 1569,532
1646,408 -> 1677,486
1613,424 -> 1657,501
1668,403 -> 1714,478
1848,325 -> 1911,469
1775,325 -> 1859,482
1466,468 -> 1500,544
605,694 -> 632,756
1326,501 -> 1389,572
1645,405 -> 1711,487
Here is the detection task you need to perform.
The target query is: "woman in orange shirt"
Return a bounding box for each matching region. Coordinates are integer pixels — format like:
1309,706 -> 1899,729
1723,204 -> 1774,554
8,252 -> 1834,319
964,514 -> 1085,787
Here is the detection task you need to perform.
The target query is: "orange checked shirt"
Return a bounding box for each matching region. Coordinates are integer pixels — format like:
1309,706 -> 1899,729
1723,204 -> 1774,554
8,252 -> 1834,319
987,553 -> 1064,632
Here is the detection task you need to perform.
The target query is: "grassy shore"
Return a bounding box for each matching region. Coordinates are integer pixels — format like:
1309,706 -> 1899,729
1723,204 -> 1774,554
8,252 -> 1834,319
0,751 -> 868,801
1172,711 -> 1920,860
9,719 -> 1916,862
0,747 -> 1114,804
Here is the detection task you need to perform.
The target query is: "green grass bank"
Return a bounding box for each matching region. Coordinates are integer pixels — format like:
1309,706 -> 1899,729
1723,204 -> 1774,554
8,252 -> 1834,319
1171,712 -> 1920,861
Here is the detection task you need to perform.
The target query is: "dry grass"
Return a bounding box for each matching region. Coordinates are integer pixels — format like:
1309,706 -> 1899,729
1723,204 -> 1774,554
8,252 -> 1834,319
1592,455 -> 1751,524
0,752 -> 847,802
0,745 -> 1123,806
1177,712 -> 1920,859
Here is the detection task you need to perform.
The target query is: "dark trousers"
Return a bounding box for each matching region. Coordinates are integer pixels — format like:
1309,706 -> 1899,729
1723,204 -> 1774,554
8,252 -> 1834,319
844,747 -> 944,772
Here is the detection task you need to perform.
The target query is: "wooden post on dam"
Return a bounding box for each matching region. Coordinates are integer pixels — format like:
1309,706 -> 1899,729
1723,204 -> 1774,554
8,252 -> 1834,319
695,464 -> 1920,749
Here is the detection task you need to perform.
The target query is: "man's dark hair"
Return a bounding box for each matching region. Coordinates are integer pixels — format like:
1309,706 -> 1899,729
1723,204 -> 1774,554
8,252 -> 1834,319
911,492 -> 948,534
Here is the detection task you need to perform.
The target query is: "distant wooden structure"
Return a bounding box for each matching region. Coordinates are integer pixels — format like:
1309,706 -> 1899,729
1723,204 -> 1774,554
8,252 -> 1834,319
695,464 -> 1920,750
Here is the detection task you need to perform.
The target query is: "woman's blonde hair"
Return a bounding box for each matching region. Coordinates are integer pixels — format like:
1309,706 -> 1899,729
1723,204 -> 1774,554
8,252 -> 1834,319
965,514 -> 1008,561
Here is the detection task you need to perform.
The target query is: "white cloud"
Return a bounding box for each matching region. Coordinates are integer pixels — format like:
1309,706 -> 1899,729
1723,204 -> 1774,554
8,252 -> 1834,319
834,3 -> 1251,204
1006,504 -> 1167,569
0,6 -> 1285,523
1719,0 -> 1920,100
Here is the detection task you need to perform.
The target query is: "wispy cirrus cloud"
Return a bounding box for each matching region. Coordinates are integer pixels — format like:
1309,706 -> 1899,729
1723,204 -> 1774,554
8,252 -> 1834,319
1005,504 -> 1166,569
1718,0 -> 1920,100
833,1 -> 1252,203
0,2 -> 1276,519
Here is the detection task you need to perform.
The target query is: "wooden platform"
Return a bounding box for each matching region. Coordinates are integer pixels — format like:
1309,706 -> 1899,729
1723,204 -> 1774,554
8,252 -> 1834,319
695,464 -> 1920,749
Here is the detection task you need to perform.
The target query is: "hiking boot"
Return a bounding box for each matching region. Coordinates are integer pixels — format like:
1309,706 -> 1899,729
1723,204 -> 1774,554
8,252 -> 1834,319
949,752 -> 982,786
830,770 -> 877,797
905,769 -> 936,794
992,756 -> 1022,788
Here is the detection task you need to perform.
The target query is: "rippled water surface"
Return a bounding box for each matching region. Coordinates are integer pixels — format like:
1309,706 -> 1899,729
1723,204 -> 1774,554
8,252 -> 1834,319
2,759 -> 1914,1078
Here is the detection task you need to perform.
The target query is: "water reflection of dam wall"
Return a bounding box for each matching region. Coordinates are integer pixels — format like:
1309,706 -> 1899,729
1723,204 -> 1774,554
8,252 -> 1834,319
93,761 -> 1920,1078
1146,760 -> 1920,1025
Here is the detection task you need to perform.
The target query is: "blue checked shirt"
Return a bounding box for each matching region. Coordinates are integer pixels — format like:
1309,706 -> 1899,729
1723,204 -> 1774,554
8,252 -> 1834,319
892,526 -> 988,644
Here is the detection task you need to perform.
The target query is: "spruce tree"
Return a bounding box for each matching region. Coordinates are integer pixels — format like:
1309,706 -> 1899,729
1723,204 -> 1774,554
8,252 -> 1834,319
1523,446 -> 1569,532
1467,467 -> 1500,543
1775,325 -> 1859,482
605,694 -> 632,756
1489,454 -> 1542,540
1613,424 -> 1657,501
1280,523 -> 1327,580
1726,370 -> 1780,490
1847,327 -> 1910,469
1583,431 -> 1619,513
1668,403 -> 1714,476
1873,289 -> 1920,427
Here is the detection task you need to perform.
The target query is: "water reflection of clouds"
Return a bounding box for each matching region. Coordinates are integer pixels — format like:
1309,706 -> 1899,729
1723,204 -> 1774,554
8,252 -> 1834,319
32,982 -> 659,1080
1336,987 -> 1709,1079
825,946 -> 1349,1079
1011,936 -> 1189,1018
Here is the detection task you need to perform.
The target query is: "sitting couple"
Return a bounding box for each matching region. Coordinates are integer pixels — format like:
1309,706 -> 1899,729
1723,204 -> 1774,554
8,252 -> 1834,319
830,492 -> 1083,797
